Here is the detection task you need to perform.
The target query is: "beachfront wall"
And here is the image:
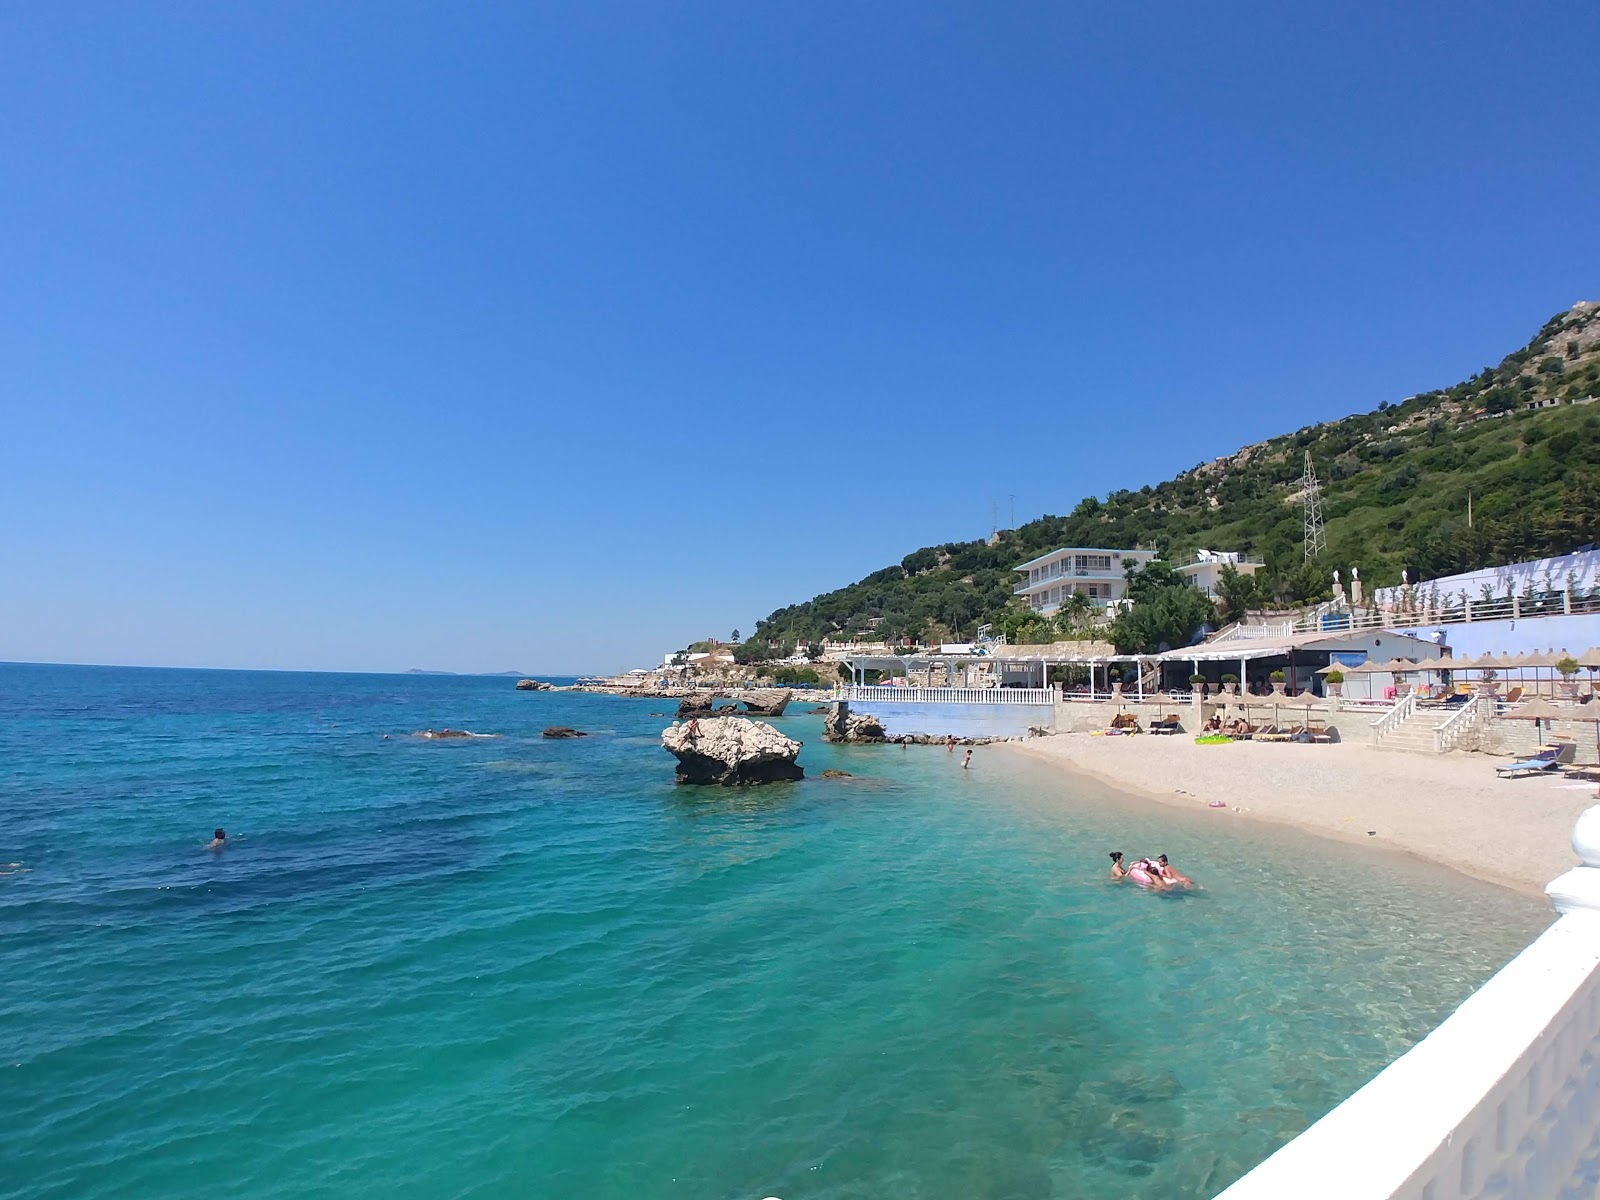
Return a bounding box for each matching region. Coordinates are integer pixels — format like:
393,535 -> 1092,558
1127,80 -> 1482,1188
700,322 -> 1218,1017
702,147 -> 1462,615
840,687 -> 1055,739
1214,811 -> 1600,1200
1391,612 -> 1600,662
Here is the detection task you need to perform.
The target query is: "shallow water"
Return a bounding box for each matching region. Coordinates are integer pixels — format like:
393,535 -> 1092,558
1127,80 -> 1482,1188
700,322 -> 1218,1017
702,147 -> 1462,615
0,665 -> 1549,1199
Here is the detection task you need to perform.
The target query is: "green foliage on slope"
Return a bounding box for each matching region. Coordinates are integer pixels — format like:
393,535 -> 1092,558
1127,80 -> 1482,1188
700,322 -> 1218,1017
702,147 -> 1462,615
747,304 -> 1600,648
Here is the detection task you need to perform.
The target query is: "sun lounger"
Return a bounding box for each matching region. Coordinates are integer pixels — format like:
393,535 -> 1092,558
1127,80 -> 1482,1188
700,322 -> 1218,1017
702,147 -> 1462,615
1149,716 -> 1181,735
1307,724 -> 1337,743
1503,687 -> 1525,704
1497,753 -> 1561,778
1254,725 -> 1291,742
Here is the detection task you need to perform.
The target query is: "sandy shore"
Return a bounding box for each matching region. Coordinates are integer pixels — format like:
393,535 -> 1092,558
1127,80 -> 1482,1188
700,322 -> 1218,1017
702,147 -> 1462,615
1003,735 -> 1598,896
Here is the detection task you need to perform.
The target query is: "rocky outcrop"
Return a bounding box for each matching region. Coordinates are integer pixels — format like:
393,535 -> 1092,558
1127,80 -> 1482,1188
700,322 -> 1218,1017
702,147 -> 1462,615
660,717 -> 804,785
676,695 -> 715,718
738,688 -> 791,717
820,702 -> 887,743
415,728 -> 491,739
542,726 -> 588,739
515,679 -> 553,691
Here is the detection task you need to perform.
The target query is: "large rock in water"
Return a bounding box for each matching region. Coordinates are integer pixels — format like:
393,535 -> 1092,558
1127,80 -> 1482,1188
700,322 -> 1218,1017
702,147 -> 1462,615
661,717 -> 804,785
542,726 -> 588,739
676,694 -> 715,718
820,702 -> 886,743
739,688 -> 791,717
515,679 -> 553,691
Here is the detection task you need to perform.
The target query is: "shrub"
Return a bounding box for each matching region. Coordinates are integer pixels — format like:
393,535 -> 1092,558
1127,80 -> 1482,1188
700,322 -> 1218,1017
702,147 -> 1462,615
1324,669 -> 1344,685
1557,656 -> 1579,678
1221,673 -> 1238,684
1269,669 -> 1285,682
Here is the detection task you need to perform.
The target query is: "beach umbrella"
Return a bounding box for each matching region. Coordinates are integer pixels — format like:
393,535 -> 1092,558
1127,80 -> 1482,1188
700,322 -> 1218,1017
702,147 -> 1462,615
1290,689 -> 1321,728
1499,696 -> 1569,745
1577,648 -> 1600,670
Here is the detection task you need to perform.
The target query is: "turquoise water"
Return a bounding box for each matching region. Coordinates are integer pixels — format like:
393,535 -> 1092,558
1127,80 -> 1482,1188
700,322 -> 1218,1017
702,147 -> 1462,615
1,664 -> 1549,1199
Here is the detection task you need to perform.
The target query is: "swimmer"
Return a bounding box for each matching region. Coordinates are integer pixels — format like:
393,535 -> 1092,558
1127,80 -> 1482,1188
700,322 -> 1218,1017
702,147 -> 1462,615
946,735 -> 955,754
205,829 -> 227,851
1126,858 -> 1167,890
1108,851 -> 1127,880
1156,854 -> 1193,888
962,748 -> 972,770
0,862 -> 30,875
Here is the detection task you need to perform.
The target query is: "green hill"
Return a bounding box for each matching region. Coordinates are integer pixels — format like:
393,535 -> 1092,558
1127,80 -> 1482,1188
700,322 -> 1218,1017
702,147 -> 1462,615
743,302 -> 1600,654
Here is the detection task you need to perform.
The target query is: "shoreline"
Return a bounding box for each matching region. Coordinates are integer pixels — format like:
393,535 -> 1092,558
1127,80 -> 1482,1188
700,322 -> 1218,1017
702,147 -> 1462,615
999,734 -> 1596,897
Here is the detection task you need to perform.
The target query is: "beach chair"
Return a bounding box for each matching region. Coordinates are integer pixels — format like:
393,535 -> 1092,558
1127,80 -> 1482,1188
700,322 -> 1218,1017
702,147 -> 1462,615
1307,724 -> 1337,744
1252,725 -> 1287,742
1497,749 -> 1560,778
1149,715 -> 1181,735
1107,713 -> 1142,735
1503,687 -> 1525,705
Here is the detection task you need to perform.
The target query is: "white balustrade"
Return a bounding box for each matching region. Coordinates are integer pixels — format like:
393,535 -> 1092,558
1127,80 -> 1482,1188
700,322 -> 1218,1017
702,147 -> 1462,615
1370,691 -> 1417,743
1216,807 -> 1600,1199
1433,696 -> 1486,753
841,685 -> 1055,706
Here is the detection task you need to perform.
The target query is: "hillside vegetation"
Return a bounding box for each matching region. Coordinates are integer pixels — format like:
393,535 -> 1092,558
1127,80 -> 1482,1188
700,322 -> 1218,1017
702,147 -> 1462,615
744,302 -> 1600,652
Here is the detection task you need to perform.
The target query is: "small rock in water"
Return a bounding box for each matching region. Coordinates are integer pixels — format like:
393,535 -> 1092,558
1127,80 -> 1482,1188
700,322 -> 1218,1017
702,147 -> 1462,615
542,726 -> 589,739
819,769 -> 853,778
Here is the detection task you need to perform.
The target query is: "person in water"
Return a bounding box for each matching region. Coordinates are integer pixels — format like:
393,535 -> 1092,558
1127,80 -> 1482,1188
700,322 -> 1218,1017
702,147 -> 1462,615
1156,854 -> 1194,887
1125,857 -> 1169,890
205,829 -> 227,851
1108,851 -> 1126,880
961,748 -> 972,770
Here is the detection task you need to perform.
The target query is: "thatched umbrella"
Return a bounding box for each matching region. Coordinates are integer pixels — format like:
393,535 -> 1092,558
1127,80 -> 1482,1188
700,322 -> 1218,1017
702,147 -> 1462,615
1577,648 -> 1600,670
1499,696 -> 1570,746
1290,688 -> 1322,729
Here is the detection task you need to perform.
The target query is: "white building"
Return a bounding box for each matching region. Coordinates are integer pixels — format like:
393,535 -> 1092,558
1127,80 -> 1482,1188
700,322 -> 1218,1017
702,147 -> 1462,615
1013,546 -> 1158,614
1179,548 -> 1264,598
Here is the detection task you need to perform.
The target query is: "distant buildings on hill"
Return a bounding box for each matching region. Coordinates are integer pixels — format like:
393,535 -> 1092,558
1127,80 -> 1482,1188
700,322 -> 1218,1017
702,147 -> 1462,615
1012,545 -> 1262,612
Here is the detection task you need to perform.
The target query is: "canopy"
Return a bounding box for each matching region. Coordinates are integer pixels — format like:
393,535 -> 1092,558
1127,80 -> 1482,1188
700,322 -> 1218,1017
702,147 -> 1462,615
1289,689 -> 1323,705
1446,651 -> 1491,670
1578,648 -> 1600,670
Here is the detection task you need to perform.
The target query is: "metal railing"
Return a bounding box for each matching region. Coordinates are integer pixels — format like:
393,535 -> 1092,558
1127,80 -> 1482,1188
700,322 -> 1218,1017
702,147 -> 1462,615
842,685 -> 1055,705
1369,691 -> 1416,743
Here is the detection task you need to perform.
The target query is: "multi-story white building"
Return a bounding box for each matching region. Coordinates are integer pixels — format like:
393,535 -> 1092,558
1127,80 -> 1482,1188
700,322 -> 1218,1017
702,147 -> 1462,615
1012,546 -> 1158,614
1179,548 -> 1264,598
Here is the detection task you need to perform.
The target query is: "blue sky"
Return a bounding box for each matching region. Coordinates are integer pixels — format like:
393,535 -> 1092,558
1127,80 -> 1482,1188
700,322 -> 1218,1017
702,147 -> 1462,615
3,2 -> 1597,674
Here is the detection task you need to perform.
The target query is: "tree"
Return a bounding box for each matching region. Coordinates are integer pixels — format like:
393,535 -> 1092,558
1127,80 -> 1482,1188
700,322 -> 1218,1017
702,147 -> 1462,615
1215,564 -> 1258,620
1107,585 -> 1217,655
1125,558 -> 1185,603
731,629 -> 741,644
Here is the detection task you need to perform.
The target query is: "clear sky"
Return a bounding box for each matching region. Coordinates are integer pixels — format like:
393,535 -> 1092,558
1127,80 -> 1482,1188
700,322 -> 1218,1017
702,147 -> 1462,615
3,2 -> 1597,675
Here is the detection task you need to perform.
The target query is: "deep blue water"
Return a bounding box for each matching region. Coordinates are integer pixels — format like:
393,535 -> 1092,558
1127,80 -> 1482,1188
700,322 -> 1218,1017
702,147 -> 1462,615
0,664 -> 1549,1199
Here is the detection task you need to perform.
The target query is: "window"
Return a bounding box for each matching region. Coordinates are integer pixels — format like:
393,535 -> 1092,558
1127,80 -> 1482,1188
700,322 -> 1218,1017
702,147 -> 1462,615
1075,554 -> 1113,572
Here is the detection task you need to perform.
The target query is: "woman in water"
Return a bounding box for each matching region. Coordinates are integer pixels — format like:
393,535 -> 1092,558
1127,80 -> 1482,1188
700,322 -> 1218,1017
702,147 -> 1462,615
1155,854 -> 1194,888
1108,851 -> 1127,880
1125,857 -> 1168,890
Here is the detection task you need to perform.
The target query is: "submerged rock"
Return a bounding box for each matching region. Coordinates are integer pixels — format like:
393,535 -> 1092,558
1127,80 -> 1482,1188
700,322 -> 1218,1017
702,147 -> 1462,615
660,716 -> 804,785
541,726 -> 588,739
415,728 -> 489,739
819,769 -> 853,778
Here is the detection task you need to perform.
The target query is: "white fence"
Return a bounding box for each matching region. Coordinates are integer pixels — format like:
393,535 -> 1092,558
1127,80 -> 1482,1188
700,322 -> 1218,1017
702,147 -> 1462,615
841,686 -> 1055,705
1215,814 -> 1600,1199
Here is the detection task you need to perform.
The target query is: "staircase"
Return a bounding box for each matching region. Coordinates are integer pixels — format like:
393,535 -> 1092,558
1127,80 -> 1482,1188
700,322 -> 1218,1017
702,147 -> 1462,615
1370,700 -> 1472,754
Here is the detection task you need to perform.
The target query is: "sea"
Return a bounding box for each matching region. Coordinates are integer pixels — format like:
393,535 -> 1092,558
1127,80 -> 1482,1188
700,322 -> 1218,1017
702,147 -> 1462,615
0,663 -> 1551,1200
